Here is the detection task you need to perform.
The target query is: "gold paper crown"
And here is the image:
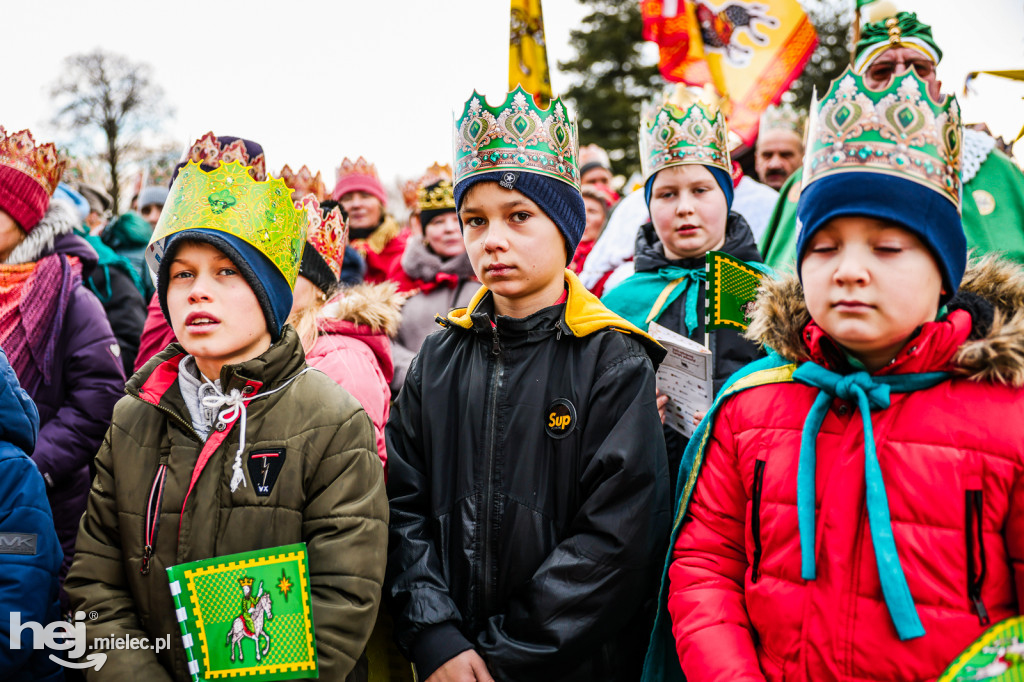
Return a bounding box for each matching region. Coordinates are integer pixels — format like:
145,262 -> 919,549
185,132 -> 267,181
402,163 -> 453,210
453,86 -> 580,189
279,165 -> 326,201
147,161 -> 308,288
238,577 -> 254,588
639,85 -> 731,180
759,103 -> 806,136
416,179 -> 456,213
803,67 -> 961,207
299,193 -> 348,279
336,156 -> 380,184
0,127 -> 66,195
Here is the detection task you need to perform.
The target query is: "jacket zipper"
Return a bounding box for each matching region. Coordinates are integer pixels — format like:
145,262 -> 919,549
129,392 -> 200,575
750,459 -> 767,583
481,323 -> 503,625
965,489 -> 990,625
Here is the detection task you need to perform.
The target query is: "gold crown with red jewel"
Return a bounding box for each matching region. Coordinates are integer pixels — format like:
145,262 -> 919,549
279,165 -> 326,201
0,127 -> 66,195
298,193 -> 348,279
335,156 -> 380,184
185,131 -> 267,181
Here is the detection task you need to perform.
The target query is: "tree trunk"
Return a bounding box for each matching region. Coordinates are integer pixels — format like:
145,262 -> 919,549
106,124 -> 120,213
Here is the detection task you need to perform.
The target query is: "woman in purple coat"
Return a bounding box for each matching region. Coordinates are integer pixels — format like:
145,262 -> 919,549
0,127 -> 124,606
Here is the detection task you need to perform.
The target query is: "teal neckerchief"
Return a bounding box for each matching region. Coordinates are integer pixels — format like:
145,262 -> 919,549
601,266 -> 705,333
791,361 -> 950,641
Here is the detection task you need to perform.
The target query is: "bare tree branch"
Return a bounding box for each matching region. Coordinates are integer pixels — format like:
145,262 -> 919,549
50,49 -> 172,210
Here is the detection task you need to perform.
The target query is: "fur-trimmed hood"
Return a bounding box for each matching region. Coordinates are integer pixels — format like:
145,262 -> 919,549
3,199 -> 95,268
746,256 -> 1024,387
319,281 -> 403,337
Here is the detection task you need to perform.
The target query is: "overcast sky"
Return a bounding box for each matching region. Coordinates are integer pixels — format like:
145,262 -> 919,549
5,0 -> 1022,199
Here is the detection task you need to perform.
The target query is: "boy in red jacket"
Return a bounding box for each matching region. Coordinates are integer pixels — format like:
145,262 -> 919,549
642,69 -> 1024,681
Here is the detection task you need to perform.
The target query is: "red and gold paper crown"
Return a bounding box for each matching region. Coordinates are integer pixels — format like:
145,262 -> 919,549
335,156 -> 379,184
280,165 -> 326,201
402,162 -> 454,210
185,131 -> 267,181
298,193 -> 348,279
0,127 -> 66,195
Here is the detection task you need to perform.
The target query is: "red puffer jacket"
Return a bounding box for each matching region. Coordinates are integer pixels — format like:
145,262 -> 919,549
667,259 -> 1024,682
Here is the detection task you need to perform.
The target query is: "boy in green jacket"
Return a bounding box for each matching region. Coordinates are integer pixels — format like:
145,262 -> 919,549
66,152 -> 388,681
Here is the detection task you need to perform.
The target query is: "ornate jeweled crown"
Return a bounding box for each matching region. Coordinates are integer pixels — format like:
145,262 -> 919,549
147,161 -> 307,288
760,103 -> 806,136
336,156 -> 380,184
454,86 -> 580,189
186,132 -> 267,181
280,165 -> 326,201
298,193 -> 348,279
802,67 -> 961,207
417,179 -> 455,212
639,85 -> 731,180
0,127 -> 66,195
402,163 -> 453,210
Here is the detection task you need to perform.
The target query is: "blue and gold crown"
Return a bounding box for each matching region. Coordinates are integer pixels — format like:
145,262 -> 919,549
639,84 -> 731,181
146,160 -> 308,288
453,86 -> 580,189
802,67 -> 961,208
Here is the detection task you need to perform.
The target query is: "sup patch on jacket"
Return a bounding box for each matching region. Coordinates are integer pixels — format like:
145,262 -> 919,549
545,398 -> 577,439
247,449 -> 286,496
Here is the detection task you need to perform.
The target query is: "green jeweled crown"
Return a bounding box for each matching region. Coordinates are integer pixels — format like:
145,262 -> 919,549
147,160 -> 308,288
454,86 -> 580,189
802,67 -> 961,207
639,85 -> 731,181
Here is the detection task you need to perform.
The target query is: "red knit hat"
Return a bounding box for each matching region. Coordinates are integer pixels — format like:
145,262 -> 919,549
0,128 -> 65,232
331,156 -> 387,206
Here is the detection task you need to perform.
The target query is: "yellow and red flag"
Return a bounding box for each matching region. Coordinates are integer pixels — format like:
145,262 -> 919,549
641,0 -> 818,146
510,0 -> 552,107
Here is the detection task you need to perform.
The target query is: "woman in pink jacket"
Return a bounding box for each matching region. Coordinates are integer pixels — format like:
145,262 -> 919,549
644,69 -> 1024,682
288,196 -> 402,470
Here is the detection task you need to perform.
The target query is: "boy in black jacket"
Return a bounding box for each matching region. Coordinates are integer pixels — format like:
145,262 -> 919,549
385,88 -> 671,682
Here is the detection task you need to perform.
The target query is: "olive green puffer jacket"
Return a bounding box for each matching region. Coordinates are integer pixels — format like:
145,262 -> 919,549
66,327 -> 388,681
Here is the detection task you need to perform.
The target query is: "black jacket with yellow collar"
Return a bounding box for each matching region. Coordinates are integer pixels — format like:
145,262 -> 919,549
385,271 -> 671,682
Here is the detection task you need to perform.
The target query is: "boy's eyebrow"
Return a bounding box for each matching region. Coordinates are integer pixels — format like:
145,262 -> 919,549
459,199 -> 530,214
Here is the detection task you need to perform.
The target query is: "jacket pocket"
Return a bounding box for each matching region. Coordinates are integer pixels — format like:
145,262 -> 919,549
965,485 -> 991,626
963,455 -> 991,626
751,454 -> 768,584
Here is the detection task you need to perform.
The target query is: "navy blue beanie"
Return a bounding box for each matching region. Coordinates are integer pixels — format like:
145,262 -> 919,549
453,170 -> 586,265
157,229 -> 293,342
796,172 -> 966,304
644,165 -> 735,210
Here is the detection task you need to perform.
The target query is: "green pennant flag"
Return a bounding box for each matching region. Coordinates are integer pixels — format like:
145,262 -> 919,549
939,616 -> 1024,681
705,251 -> 772,331
166,543 -> 318,681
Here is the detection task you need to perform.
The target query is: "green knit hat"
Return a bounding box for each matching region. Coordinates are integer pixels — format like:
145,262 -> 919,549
853,11 -> 942,74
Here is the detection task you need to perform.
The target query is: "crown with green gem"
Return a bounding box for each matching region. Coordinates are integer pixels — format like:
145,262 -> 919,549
147,160 -> 308,288
454,86 -> 580,189
802,67 -> 961,207
639,84 -> 731,180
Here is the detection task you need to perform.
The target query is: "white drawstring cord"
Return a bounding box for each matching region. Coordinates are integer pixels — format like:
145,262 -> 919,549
199,368 -> 313,492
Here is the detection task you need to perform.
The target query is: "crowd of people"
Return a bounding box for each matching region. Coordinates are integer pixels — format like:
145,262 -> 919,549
1,9 -> 1022,682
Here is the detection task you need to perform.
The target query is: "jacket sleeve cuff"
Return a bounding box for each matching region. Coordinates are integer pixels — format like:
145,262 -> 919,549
411,622 -> 475,680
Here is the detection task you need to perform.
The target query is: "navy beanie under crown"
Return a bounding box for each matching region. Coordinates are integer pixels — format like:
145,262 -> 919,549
453,170 -> 586,265
795,172 -> 966,304
644,165 -> 735,211
157,229 -> 293,342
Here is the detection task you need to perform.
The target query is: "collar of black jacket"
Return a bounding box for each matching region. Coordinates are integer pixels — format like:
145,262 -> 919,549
634,211 -> 762,274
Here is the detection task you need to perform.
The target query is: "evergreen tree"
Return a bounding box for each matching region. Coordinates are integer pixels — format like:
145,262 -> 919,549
559,0 -> 663,180
783,0 -> 852,108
